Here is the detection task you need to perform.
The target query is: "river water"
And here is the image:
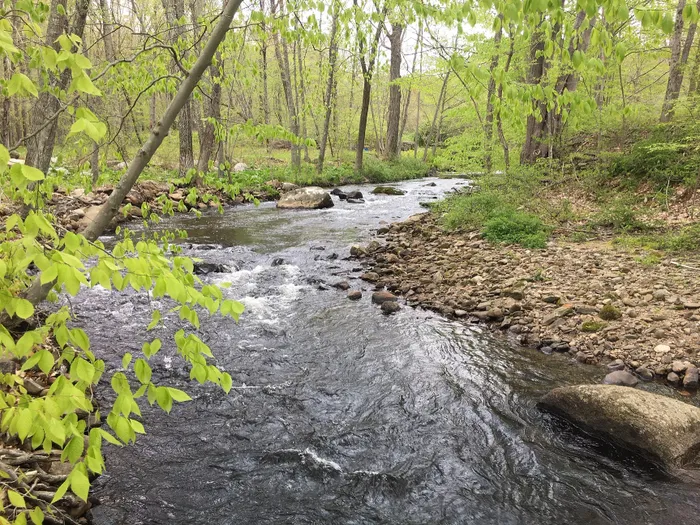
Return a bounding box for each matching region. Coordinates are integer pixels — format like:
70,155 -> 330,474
75,178 -> 699,524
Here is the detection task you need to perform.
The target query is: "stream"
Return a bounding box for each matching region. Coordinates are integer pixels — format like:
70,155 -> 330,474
72,178 -> 700,524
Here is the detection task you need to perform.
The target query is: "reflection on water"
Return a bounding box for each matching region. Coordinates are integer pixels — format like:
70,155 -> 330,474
78,179 -> 700,525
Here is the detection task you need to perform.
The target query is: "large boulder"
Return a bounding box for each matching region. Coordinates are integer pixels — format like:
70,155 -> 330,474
539,384 -> 700,467
277,187 -> 333,209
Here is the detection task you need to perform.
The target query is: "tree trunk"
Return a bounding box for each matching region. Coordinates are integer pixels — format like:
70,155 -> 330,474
26,0 -> 90,173
384,24 -> 403,161
398,22 -> 421,158
259,0 -> 270,151
197,54 -> 222,174
271,0 -> 300,169
354,3 -> 385,172
520,22 -> 547,164
317,4 -> 339,173
496,30 -> 515,171
689,35 -> 700,96
661,0 -> 688,122
296,42 -> 311,162
484,16 -> 503,172
162,0 -> 195,176
2,0 -> 245,329
423,72 -> 449,162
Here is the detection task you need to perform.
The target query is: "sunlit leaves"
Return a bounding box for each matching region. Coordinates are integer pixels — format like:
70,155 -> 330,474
7,73 -> 38,97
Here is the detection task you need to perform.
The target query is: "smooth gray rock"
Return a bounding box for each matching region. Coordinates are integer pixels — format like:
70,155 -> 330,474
603,370 -> 639,387
277,187 -> 333,209
539,384 -> 700,467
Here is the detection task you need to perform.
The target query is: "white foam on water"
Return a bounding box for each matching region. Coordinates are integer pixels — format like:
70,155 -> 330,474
302,448 -> 342,473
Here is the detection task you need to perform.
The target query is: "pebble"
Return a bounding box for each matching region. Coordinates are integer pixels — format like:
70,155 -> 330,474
381,301 -> 401,314
347,290 -> 362,301
683,367 -> 699,389
635,367 -> 654,381
607,359 -> 625,371
667,372 -> 680,385
603,371 -> 638,387
371,291 -> 397,304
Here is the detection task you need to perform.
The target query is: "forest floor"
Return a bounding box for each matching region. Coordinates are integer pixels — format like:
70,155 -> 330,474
356,172 -> 700,393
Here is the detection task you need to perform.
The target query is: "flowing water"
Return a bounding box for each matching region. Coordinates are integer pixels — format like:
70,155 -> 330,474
74,178 -> 700,524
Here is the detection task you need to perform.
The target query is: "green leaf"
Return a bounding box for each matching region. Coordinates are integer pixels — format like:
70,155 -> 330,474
156,387 -> 173,413
0,145 -> 9,174
38,349 -> 55,375
16,408 -> 33,440
14,299 -> 34,319
70,467 -> 90,502
134,358 -> 152,384
52,478 -> 71,503
20,164 -> 44,181
122,352 -> 132,369
167,387 -> 192,402
29,506 -> 44,525
147,310 -> 161,330
70,328 -> 90,352
661,13 -> 674,34
8,489 -> 26,508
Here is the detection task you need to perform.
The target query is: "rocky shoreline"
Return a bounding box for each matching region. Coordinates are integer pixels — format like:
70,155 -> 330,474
354,212 -> 700,393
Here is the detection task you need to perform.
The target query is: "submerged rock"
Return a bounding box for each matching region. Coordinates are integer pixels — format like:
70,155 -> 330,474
381,301 -> 401,314
539,384 -> 700,467
277,187 -> 333,209
372,186 -> 405,196
348,290 -> 362,300
371,291 -> 397,304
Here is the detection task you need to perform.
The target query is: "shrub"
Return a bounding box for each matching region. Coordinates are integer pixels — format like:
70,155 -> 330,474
482,209 -> 549,248
590,201 -> 650,232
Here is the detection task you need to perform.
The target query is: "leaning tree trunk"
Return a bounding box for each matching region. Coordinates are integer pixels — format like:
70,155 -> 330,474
384,24 -> 403,161
317,5 -> 339,173
2,0 -> 245,330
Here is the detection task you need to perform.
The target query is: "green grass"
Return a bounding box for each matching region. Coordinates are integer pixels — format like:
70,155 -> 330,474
614,223 -> 700,253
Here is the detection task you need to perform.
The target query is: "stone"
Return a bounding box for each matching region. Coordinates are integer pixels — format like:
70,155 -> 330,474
333,281 -> 350,291
0,359 -> 16,374
454,309 -> 468,318
350,246 -> 366,257
193,262 -> 231,275
233,162 -> 249,172
539,385 -> 700,467
360,272 -> 380,283
371,186 -> 406,196
486,307 -> 504,320
653,289 -> 670,301
371,291 -> 397,304
381,301 -> 401,314
635,367 -> 654,381
683,367 -> 699,389
280,182 -> 298,192
77,205 -> 102,231
654,344 -> 671,354
667,372 -> 680,385
603,371 -> 638,387
672,361 -> 688,374
276,187 -> 334,209
271,258 -> 285,266
346,191 -> 364,200
347,290 -> 362,301
607,359 -> 626,371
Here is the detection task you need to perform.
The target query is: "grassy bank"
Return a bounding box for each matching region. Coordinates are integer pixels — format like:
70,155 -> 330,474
433,122 -> 700,254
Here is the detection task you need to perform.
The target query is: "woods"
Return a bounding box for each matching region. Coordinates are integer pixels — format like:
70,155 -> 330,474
3,0 -> 700,522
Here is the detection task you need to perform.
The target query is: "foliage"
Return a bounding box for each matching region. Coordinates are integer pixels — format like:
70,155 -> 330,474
589,200 -> 651,232
607,123 -> 700,190
614,223 -> 700,253
581,320 -> 606,332
482,209 -> 549,249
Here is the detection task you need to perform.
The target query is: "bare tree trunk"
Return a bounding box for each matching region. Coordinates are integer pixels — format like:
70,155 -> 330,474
354,3 -> 385,172
398,22 -> 421,157
259,0 -> 270,151
317,4 -> 339,173
484,16 -> 503,172
3,0 -> 244,329
689,36 -> 700,96
659,0 -> 700,122
271,0 -> 300,169
384,24 -> 403,161
497,30 -> 515,171
423,72 -> 449,162
661,0 -> 688,122
520,22 -> 547,164
197,54 -> 223,175
163,0 -> 195,176
296,42 -> 311,162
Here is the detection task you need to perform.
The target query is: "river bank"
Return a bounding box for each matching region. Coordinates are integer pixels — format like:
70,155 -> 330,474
357,212 -> 700,392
